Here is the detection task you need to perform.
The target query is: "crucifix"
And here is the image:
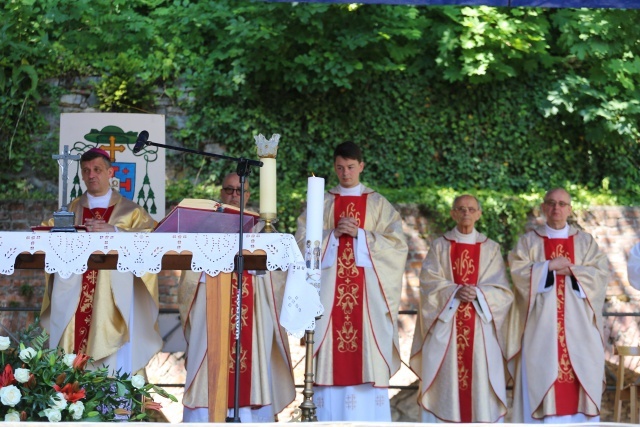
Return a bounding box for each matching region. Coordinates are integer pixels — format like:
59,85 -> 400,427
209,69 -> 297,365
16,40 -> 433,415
51,145 -> 81,232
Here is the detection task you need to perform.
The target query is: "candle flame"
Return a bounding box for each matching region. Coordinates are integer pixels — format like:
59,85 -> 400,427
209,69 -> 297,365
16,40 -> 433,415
311,172 -> 315,177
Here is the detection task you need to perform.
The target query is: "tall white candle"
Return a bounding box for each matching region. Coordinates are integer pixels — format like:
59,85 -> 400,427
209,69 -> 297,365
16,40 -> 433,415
259,158 -> 277,215
304,176 -> 325,278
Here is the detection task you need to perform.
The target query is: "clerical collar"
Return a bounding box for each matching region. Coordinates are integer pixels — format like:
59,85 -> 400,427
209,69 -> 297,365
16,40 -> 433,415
454,227 -> 477,244
545,223 -> 569,239
87,189 -> 112,210
339,183 -> 363,196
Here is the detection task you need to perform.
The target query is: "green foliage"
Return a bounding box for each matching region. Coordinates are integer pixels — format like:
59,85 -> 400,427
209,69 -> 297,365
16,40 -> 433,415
427,6 -> 554,82
3,0 -> 640,240
19,283 -> 34,299
0,327 -> 176,422
94,54 -> 157,113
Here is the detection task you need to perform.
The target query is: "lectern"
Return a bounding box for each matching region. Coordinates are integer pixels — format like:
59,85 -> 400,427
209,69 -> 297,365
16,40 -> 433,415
154,200 -> 260,422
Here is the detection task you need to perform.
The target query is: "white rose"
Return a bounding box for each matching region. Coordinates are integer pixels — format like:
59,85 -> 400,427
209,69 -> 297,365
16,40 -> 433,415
62,353 -> 77,368
0,385 -> 22,407
130,374 -> 145,389
4,411 -> 20,422
19,347 -> 37,363
50,392 -> 68,411
43,408 -> 62,423
14,368 -> 30,383
0,336 -> 10,351
68,401 -> 84,420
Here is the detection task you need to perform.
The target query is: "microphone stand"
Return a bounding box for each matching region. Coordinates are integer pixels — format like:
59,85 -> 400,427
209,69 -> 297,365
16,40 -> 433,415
139,139 -> 261,423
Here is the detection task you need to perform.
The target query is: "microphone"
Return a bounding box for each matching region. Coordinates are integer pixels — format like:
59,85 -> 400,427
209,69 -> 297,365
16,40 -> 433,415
133,131 -> 149,153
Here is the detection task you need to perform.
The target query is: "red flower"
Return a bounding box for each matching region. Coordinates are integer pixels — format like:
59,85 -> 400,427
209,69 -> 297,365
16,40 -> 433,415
72,353 -> 90,371
53,382 -> 86,403
0,364 -> 15,387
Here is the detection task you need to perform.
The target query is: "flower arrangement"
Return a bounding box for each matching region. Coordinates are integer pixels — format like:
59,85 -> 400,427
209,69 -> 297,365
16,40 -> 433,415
0,328 -> 176,422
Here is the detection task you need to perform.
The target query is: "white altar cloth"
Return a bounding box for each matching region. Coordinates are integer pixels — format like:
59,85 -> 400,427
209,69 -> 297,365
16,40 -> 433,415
0,232 -> 323,337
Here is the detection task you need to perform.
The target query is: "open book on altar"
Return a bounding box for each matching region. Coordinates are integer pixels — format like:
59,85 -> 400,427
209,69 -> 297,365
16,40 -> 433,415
153,198 -> 259,233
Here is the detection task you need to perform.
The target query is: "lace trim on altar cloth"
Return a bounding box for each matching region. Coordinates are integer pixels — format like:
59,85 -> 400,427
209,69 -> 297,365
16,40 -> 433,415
0,232 -> 323,337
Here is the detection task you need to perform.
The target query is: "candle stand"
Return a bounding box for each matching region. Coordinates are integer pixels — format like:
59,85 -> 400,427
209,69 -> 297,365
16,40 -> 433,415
299,322 -> 320,422
260,213 -> 278,233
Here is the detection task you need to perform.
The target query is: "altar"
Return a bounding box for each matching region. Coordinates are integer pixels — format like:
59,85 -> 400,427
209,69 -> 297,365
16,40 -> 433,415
0,231 -> 323,422
0,231 -> 320,332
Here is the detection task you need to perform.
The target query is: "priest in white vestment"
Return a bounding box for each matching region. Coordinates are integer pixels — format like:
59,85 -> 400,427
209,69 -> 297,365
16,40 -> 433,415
627,242 -> 640,290
179,173 -> 295,423
410,194 -> 512,423
295,142 -> 408,422
41,147 -> 161,375
508,188 -> 609,423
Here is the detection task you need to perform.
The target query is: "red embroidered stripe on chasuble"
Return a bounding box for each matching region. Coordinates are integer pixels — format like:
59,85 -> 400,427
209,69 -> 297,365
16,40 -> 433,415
543,236 -> 581,415
75,206 -> 115,354
227,274 -> 255,408
450,241 -> 481,423
332,194 -> 368,385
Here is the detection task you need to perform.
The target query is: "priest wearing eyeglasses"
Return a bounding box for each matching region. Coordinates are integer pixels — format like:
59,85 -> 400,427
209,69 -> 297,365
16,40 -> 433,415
409,194 -> 513,422
178,172 -> 295,423
508,188 -> 609,423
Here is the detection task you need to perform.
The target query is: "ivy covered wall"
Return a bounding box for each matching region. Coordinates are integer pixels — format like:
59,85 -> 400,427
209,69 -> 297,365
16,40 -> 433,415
3,1 -> 640,252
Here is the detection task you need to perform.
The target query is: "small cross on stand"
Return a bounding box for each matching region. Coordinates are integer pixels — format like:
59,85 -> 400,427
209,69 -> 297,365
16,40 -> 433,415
51,145 -> 81,232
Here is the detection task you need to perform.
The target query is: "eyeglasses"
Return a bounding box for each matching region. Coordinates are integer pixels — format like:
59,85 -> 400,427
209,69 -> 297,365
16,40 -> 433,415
454,207 -> 478,213
544,200 -> 570,208
222,187 -> 244,195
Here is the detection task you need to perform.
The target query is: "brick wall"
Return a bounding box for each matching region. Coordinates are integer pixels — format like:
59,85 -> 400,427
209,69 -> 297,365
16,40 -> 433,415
2,200 -> 640,331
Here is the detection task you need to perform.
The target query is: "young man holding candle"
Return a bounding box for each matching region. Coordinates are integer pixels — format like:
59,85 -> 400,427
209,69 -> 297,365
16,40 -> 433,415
296,141 -> 408,421
178,172 -> 295,423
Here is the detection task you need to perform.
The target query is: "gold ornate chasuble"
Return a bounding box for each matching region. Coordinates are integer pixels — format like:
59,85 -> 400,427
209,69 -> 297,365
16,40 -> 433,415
331,194 -> 367,385
227,274 -> 255,408
543,236 -> 581,415
409,229 -> 513,423
75,205 -> 115,354
450,241 -> 481,422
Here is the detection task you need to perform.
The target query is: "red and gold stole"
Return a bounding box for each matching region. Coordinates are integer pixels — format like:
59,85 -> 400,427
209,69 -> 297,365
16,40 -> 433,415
450,240 -> 481,423
75,206 -> 115,354
331,193 -> 368,385
227,273 -> 254,408
543,236 -> 580,415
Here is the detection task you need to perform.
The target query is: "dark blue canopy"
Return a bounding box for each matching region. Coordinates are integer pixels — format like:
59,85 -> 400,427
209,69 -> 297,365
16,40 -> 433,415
266,0 -> 640,8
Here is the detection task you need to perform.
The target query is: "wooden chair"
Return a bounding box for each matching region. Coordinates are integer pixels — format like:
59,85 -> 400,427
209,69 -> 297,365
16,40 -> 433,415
614,346 -> 640,423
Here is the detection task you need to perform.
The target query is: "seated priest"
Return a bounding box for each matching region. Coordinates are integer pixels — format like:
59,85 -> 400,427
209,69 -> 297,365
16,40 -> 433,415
40,147 -> 162,376
178,172 -> 295,423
